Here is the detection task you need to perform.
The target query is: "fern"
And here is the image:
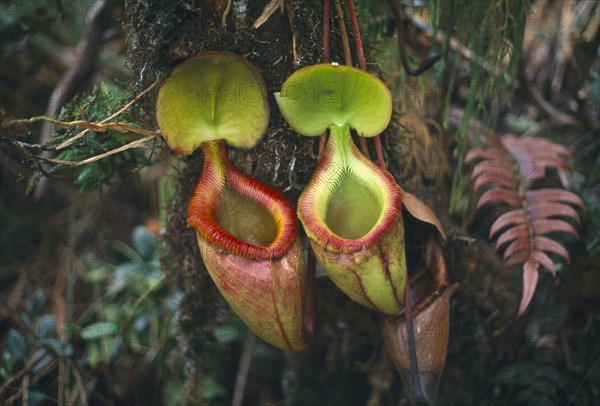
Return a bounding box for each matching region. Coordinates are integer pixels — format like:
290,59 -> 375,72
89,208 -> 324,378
465,134 -> 584,316
48,83 -> 150,192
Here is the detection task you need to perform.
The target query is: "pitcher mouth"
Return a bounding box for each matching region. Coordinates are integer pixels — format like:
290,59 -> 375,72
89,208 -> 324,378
187,140 -> 298,260
298,125 -> 403,253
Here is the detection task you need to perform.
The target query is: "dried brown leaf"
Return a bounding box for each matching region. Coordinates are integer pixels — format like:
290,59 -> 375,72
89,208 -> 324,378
402,192 -> 446,240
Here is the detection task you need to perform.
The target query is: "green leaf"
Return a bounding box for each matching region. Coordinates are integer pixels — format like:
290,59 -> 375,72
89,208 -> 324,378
213,323 -> 245,345
164,381 -> 184,406
81,322 -> 117,341
199,376 -> 227,400
492,361 -> 536,385
87,343 -> 101,366
275,64 -> 392,137
7,329 -> 27,361
132,225 -> 156,261
35,315 -> 57,339
30,290 -> 46,318
156,52 -> 270,153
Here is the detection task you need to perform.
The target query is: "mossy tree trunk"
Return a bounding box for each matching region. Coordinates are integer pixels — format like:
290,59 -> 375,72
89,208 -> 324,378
123,1 -> 401,404
123,1 -> 528,404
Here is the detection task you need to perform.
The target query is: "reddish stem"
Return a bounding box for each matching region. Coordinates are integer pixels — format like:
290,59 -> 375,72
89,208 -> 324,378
358,136 -> 370,159
323,0 -> 331,63
319,0 -> 331,156
345,0 -> 366,70
318,130 -> 328,157
374,136 -> 386,169
346,0 -> 386,169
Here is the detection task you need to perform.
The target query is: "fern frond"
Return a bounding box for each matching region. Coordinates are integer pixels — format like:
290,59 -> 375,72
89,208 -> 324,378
466,134 -> 584,316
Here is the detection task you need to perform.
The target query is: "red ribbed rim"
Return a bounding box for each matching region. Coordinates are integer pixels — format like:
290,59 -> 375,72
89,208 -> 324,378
298,132 -> 403,253
187,141 -> 298,260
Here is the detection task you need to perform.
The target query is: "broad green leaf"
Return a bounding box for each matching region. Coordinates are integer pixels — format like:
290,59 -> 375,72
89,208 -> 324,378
7,329 -> 27,361
213,323 -> 244,345
87,342 -> 101,365
156,52 -> 269,153
30,290 -> 46,317
199,376 -> 227,400
132,225 -> 156,261
81,322 -> 117,341
35,315 -> 57,339
164,381 -> 184,406
275,64 -> 392,137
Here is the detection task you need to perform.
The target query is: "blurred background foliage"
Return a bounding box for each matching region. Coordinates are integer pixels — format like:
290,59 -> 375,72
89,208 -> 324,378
1,0 -> 599,404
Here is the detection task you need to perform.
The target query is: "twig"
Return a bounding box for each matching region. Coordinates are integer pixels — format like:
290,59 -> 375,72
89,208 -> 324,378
323,0 -> 331,63
396,12 -> 513,83
35,0 -> 117,200
55,78 -> 164,150
70,363 -> 89,406
0,351 -> 45,398
16,116 -> 160,138
253,0 -> 283,29
58,359 -> 65,406
518,64 -> 581,128
22,374 -> 29,406
389,0 -> 440,77
318,130 -> 328,157
32,135 -> 156,167
332,0 -> 352,66
373,136 -> 386,170
40,0 -> 116,147
0,136 -> 57,153
221,0 -> 232,28
345,0 -> 366,70
286,2 -> 298,63
231,340 -> 254,406
2,359 -> 58,404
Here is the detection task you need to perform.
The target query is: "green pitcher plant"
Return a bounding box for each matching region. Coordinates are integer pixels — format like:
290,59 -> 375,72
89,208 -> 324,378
275,64 -> 407,315
156,52 -> 313,351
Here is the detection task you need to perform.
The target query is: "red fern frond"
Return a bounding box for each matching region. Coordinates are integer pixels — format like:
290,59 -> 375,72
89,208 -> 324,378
465,134 -> 584,316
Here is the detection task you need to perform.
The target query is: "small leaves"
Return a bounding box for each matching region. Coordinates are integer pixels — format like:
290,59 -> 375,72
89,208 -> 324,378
7,329 -> 27,361
466,134 -> 584,316
81,322 -> 118,341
